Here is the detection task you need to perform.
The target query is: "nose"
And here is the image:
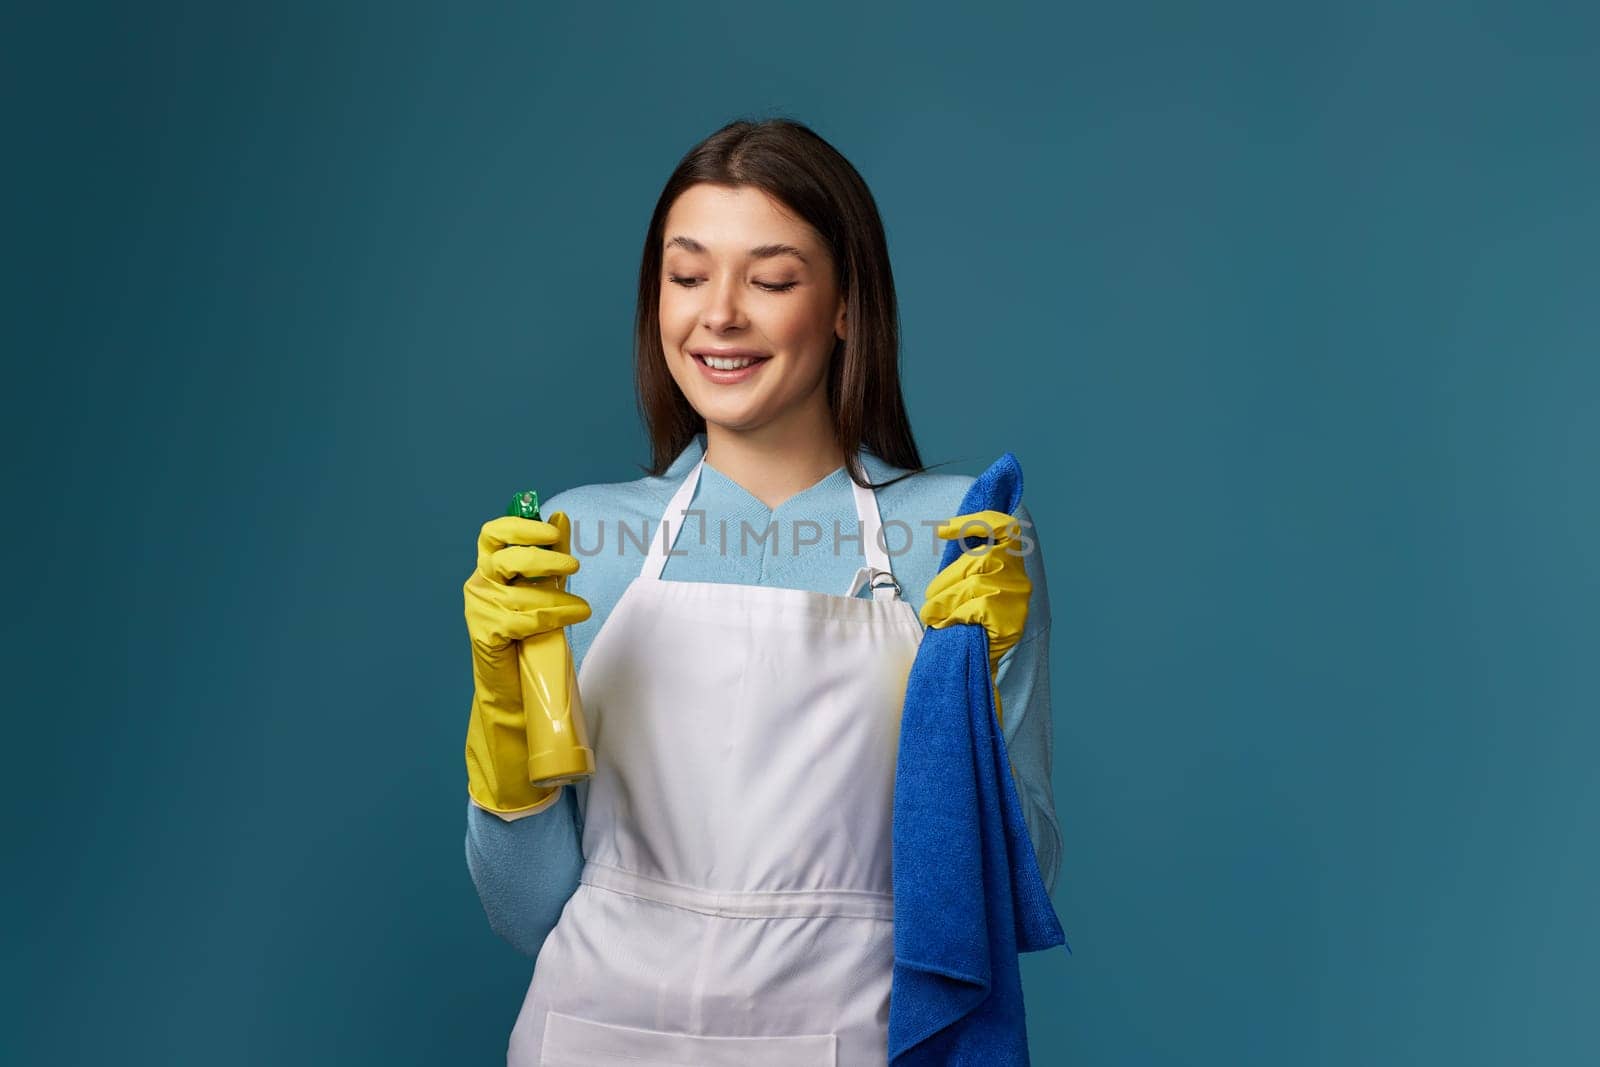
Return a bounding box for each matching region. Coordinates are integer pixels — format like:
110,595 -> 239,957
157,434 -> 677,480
700,273 -> 746,332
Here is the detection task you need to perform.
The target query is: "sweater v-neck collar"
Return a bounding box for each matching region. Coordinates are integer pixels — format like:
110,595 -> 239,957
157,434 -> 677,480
667,432 -> 891,516
701,457 -> 849,516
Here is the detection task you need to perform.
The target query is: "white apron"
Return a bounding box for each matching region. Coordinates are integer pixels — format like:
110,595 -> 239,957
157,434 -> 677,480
507,455 -> 924,1067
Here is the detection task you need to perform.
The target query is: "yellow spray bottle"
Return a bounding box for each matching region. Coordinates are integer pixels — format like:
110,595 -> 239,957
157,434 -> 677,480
507,490 -> 596,787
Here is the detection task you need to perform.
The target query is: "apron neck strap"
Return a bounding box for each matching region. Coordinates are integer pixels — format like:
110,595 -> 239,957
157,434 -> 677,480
640,456 -> 707,581
639,454 -> 900,598
849,470 -> 895,577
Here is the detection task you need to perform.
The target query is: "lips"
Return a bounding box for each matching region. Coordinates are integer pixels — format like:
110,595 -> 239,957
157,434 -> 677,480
690,348 -> 772,370
688,348 -> 770,383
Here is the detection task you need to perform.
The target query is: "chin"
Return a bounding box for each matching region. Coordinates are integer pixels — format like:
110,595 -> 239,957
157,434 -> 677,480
696,405 -> 770,434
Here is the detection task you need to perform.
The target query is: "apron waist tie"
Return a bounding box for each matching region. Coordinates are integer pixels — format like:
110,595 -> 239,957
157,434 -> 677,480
580,861 -> 895,921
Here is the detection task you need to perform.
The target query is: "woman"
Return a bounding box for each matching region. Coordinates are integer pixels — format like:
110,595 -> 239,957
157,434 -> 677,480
462,118 -> 1061,1066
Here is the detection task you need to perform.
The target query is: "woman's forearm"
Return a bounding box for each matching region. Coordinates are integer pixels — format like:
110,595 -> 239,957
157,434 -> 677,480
464,791 -> 584,958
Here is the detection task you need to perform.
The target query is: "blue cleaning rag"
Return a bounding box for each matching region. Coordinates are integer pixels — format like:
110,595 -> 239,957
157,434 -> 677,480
889,451 -> 1070,1066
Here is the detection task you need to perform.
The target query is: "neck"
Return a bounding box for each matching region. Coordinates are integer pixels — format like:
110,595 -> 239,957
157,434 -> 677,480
702,413 -> 848,511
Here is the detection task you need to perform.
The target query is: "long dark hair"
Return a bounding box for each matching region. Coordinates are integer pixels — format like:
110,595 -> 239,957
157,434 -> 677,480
633,118 -> 945,489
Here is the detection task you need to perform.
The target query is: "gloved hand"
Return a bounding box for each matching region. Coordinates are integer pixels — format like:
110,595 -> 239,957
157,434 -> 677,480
463,511 -> 591,817
919,509 -> 1031,726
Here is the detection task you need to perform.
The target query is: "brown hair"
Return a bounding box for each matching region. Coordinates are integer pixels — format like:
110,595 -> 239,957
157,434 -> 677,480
632,117 -> 946,489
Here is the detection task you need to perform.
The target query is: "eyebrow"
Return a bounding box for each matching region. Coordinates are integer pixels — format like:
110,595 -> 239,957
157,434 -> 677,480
665,235 -> 809,264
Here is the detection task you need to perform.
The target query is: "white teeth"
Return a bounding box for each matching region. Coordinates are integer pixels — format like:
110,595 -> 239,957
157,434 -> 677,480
701,355 -> 760,370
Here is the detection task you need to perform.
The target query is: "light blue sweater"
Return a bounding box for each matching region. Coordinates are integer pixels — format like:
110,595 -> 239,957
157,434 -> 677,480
464,432 -> 1062,959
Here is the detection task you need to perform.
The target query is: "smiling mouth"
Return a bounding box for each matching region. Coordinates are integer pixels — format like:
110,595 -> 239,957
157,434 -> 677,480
693,353 -> 772,370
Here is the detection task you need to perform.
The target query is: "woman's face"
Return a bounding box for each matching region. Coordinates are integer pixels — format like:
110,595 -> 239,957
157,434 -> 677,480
658,183 -> 846,437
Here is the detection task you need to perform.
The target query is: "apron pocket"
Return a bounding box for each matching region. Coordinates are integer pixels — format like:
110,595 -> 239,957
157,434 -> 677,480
540,1009 -> 838,1067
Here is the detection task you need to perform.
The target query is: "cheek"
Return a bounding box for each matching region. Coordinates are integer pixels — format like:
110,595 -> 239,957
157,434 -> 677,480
658,286 -> 691,333
760,299 -> 816,345
777,300 -> 838,362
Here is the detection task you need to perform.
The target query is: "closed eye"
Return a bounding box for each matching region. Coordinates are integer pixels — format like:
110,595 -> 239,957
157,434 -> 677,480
668,274 -> 797,293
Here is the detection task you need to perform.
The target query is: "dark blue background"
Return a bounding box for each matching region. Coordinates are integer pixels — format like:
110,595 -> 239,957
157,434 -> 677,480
6,2 -> 1596,1063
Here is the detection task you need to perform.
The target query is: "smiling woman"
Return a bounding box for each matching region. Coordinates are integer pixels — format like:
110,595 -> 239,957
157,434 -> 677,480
460,117 -> 1063,1067
657,183 -> 846,458
630,121 -> 920,507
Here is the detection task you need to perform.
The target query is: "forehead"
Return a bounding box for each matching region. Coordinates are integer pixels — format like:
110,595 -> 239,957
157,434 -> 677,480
662,183 -> 820,256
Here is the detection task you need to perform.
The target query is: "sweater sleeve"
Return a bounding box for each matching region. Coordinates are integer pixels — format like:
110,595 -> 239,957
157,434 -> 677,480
464,792 -> 584,958
994,501 -> 1064,896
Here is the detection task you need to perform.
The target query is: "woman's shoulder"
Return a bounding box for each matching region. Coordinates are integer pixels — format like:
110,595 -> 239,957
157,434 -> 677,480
870,463 -> 975,518
866,450 -> 1040,526
537,459 -> 691,531
864,450 -> 991,527
539,437 -> 704,526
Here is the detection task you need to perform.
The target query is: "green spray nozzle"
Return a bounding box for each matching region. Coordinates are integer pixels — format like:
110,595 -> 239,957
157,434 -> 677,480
507,490 -> 541,521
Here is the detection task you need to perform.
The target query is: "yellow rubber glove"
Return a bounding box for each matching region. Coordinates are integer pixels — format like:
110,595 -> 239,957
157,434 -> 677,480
919,509 -> 1032,727
463,511 -> 591,817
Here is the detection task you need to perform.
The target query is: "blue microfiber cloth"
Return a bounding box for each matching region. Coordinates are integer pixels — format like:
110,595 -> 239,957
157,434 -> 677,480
889,451 -> 1070,1066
